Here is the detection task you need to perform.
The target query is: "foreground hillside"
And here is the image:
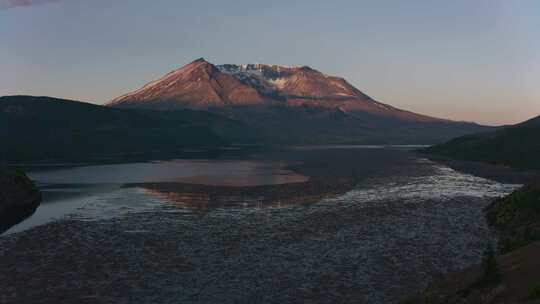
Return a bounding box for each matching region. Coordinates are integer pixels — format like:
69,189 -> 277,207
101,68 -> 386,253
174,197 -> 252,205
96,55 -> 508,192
108,58 -> 490,144
0,168 -> 41,234
421,116 -> 540,169
0,96 -> 253,162
406,242 -> 540,304
487,184 -> 540,254
407,185 -> 540,304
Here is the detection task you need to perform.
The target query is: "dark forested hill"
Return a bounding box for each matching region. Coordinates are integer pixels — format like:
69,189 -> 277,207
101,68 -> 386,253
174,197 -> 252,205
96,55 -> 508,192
421,115 -> 540,169
0,96 -> 253,162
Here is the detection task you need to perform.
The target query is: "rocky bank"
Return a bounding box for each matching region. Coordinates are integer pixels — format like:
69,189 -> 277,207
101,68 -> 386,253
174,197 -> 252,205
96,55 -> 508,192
0,168 -> 41,234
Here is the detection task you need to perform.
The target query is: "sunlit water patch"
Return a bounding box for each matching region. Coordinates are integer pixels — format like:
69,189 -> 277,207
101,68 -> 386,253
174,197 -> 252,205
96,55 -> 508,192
323,163 -> 520,208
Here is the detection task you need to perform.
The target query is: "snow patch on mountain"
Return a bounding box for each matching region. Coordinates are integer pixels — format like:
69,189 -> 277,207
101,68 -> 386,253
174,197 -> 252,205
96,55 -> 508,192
217,64 -> 291,93
268,77 -> 288,90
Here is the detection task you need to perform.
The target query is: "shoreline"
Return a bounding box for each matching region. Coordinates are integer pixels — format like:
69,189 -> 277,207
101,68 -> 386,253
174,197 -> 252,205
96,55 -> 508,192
417,153 -> 540,185
0,168 -> 42,234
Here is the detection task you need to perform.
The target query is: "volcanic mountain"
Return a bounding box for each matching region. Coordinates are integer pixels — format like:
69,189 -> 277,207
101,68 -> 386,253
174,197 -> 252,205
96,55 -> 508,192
109,58 -> 490,144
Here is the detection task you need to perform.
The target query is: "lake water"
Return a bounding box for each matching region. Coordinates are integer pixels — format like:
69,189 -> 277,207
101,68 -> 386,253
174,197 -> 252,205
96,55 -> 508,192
6,159 -> 308,234
0,147 -> 520,303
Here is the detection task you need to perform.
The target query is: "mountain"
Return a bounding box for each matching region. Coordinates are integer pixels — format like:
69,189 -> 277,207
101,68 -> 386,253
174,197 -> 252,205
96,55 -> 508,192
109,58 -> 447,122
0,96 -> 254,162
108,58 -> 490,144
110,58 -> 269,109
421,115 -> 540,169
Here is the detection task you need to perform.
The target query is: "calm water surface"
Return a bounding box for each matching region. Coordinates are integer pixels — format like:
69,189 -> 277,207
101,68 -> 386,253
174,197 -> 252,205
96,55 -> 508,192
7,159 -> 307,234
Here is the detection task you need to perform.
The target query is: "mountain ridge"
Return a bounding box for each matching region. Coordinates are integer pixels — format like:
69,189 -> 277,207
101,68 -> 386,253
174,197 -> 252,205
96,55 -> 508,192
109,58 -> 271,109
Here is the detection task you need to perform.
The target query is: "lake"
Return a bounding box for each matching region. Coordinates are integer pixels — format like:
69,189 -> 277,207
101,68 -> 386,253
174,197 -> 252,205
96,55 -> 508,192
0,146 -> 520,303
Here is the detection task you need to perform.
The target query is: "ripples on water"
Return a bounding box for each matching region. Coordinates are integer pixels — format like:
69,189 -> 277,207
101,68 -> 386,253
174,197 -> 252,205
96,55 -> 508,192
337,162 -> 518,206
0,149 -> 521,303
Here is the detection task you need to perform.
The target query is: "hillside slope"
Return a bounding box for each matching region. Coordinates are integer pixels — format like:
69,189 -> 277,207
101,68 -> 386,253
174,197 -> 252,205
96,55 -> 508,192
0,96 -> 252,161
0,168 -> 41,234
407,184 -> 540,304
487,183 -> 540,253
421,116 -> 540,169
406,241 -> 540,304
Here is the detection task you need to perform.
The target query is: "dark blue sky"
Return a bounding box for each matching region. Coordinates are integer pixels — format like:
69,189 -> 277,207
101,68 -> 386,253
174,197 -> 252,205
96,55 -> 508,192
1,0 -> 538,125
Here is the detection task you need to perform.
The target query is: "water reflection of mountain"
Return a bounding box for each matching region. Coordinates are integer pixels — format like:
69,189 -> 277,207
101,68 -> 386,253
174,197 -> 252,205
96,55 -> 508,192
138,180 -> 355,212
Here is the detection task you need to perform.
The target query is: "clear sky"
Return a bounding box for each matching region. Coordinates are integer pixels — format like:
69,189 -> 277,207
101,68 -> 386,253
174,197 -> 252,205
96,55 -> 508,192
1,0 -> 539,125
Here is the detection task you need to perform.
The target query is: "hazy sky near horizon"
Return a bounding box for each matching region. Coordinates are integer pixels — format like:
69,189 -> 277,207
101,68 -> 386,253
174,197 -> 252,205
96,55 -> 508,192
1,0 -> 539,125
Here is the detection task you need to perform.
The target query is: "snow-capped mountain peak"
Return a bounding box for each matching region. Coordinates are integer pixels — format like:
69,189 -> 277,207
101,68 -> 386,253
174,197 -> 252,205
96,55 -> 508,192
107,58 -> 449,123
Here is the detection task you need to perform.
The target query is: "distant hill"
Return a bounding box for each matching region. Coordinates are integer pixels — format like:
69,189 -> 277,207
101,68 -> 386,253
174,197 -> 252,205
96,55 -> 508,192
0,96 -> 253,162
108,58 -> 490,144
421,115 -> 540,169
